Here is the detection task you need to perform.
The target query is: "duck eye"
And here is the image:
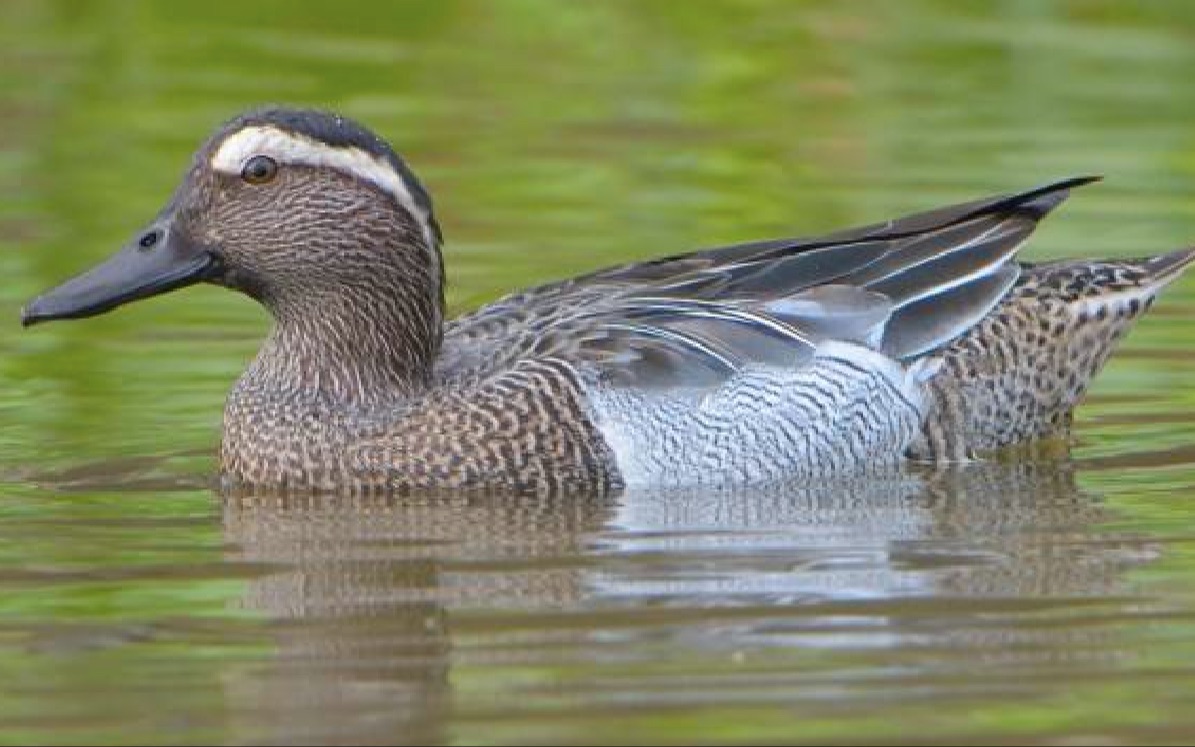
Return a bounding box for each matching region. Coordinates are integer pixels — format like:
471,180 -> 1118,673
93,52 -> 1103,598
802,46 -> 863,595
241,155 -> 278,185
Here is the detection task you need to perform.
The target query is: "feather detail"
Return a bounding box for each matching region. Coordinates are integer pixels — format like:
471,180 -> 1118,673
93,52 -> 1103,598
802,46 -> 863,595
439,178 -> 1095,387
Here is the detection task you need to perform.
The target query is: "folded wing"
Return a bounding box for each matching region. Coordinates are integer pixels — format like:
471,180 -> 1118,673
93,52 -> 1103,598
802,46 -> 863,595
439,177 -> 1096,387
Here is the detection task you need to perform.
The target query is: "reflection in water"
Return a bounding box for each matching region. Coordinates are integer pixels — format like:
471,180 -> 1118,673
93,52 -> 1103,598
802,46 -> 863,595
603,463 -> 1129,600
222,490 -> 617,745
221,460 -> 1153,744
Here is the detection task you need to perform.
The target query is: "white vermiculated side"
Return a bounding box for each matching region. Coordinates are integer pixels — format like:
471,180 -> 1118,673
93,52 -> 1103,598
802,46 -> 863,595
588,341 -> 932,487
209,125 -> 437,251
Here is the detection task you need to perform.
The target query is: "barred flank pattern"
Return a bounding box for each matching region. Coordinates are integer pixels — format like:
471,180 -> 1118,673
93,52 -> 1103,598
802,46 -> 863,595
591,345 -> 927,486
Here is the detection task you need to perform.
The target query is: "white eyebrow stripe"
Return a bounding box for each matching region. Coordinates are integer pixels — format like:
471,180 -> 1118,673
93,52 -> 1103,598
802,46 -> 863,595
209,125 -> 436,250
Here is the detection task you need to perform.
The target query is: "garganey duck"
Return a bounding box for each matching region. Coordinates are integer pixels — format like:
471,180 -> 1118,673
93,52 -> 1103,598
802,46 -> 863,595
21,108 -> 1195,493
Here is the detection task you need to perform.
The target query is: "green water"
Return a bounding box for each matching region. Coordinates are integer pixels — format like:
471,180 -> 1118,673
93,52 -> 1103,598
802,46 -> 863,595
3,1 -> 1195,744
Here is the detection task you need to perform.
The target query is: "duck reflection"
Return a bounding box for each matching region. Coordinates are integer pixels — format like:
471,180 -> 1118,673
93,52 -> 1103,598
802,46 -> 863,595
220,459 -> 1155,744
602,460 -> 1134,600
221,490 -> 618,745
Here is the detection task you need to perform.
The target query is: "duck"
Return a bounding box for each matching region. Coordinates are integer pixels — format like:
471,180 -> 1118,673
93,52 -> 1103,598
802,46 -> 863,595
20,107 -> 1195,494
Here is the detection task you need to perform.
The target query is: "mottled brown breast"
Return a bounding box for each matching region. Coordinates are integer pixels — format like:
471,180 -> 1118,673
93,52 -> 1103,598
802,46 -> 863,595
222,358 -> 622,496
357,359 -> 622,494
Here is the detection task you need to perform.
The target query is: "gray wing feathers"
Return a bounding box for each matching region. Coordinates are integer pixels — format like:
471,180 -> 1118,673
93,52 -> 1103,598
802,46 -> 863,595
765,285 -> 893,348
578,175 -> 1095,288
853,216 -> 1035,359
536,298 -> 817,388
881,263 -> 1021,359
443,177 -> 1094,385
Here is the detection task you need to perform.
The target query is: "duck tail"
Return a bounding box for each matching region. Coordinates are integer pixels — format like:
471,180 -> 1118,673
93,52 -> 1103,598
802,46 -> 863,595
1139,245 -> 1195,289
1075,244 -> 1195,322
1024,244 -> 1195,323
911,244 -> 1194,462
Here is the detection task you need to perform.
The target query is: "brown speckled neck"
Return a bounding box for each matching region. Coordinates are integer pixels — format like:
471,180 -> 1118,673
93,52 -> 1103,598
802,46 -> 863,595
219,227 -> 451,490
247,286 -> 441,409
237,216 -> 445,410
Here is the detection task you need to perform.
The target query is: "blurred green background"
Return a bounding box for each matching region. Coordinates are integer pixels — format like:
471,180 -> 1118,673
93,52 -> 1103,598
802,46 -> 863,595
2,1 -> 1195,744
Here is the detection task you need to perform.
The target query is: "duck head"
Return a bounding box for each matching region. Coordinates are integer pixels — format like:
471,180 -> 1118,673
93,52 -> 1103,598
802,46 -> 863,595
21,108 -> 446,382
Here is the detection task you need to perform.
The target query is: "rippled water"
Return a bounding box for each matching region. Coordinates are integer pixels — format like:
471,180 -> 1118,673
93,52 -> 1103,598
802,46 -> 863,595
3,1 -> 1195,744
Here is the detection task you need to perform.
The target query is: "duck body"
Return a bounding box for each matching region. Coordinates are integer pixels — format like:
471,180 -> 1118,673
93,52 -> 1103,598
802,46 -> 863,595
21,108 -> 1195,494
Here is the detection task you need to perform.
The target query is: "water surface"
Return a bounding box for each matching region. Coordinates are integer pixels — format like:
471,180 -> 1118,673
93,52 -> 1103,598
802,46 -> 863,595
3,1 -> 1195,744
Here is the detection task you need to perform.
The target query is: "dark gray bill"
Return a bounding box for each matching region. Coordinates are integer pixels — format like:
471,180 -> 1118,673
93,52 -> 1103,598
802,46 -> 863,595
21,227 -> 218,327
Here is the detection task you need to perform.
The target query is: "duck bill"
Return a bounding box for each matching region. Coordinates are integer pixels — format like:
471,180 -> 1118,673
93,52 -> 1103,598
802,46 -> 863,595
21,227 -> 218,327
